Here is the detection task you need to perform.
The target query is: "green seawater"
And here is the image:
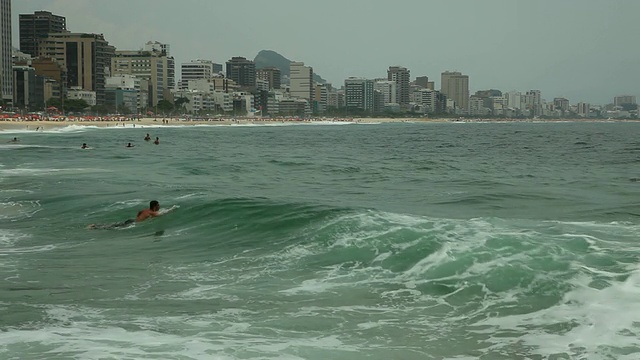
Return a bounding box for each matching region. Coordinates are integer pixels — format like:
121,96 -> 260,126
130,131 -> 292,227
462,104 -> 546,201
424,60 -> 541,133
1,122 -> 640,359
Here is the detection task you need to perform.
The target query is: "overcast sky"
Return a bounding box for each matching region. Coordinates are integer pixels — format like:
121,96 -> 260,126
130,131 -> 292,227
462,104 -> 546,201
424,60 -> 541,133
12,0 -> 640,104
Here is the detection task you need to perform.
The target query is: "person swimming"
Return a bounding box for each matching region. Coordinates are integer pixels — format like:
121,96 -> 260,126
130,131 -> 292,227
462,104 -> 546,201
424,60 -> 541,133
153,137 -> 159,145
126,142 -> 135,148
81,143 -> 89,149
87,200 -> 165,230
8,137 -> 18,143
144,134 -> 151,141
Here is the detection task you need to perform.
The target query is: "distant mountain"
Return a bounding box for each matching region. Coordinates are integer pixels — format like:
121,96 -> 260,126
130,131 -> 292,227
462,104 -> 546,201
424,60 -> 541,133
254,50 -> 327,84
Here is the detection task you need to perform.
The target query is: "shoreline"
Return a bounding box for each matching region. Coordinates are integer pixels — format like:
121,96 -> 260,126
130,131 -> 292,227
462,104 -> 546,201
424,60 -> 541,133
0,116 -> 638,131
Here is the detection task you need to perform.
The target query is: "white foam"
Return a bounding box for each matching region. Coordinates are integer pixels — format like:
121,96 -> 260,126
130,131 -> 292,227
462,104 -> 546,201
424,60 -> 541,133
0,201 -> 41,220
0,168 -> 110,176
0,304 -> 364,359
475,268 -> 640,358
0,229 -> 28,247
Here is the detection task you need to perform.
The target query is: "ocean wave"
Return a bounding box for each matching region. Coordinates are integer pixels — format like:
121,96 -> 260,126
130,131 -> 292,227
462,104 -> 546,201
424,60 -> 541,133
135,198 -> 640,357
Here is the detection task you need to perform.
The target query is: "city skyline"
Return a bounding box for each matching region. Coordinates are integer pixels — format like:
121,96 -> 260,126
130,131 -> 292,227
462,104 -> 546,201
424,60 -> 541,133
11,0 -> 640,106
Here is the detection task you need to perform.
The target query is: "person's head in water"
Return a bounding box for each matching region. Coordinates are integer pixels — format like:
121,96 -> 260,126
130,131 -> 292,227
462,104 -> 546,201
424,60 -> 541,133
150,200 -> 160,211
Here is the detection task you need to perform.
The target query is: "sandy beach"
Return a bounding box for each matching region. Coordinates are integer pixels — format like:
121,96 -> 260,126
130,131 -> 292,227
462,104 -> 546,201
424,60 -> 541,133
0,116 -> 448,131
1,116 -> 633,132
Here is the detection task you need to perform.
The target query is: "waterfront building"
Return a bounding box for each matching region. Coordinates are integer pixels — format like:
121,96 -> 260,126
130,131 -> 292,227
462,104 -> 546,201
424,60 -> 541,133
39,32 -> 114,105
105,74 -> 147,113
256,67 -> 281,90
414,88 -> 447,114
491,96 -> 508,116
290,62 -> 313,101
327,90 -> 344,109
112,46 -> 176,106
526,90 -> 543,117
225,57 -> 255,88
553,98 -> 570,113
13,65 -> 43,109
374,80 -> 397,106
441,71 -> 469,111
180,59 -> 214,89
388,66 -> 410,106
614,95 -> 636,107
469,96 -> 490,116
0,0 -> 11,103
19,11 -> 66,58
143,41 -> 175,91
345,77 -> 374,112
314,83 -> 329,113
505,91 -> 522,112
67,86 -> 96,106
577,102 -> 590,117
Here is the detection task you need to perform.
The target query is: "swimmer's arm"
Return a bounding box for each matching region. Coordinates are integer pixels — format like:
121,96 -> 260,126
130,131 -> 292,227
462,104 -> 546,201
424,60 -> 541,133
158,205 -> 179,215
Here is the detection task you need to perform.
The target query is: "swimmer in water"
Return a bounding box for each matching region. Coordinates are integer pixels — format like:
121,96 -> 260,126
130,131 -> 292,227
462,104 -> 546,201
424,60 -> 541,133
144,134 -> 151,141
81,143 -> 89,149
126,142 -> 135,148
8,137 -> 18,143
153,137 -> 159,145
87,200 -> 165,229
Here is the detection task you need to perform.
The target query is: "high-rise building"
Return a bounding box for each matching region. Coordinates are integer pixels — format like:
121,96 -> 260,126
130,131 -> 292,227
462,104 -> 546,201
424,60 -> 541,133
29,57 -> 65,103
614,95 -> 636,106
577,102 -> 590,117
257,67 -> 281,90
180,59 -> 213,89
441,71 -> 469,111
19,11 -> 66,58
345,77 -> 374,112
415,76 -> 429,88
314,83 -> 329,113
290,62 -> 313,101
13,66 -> 40,109
39,32 -> 115,105
374,80 -> 397,105
226,57 -> 255,88
553,97 -> 569,112
388,66 -> 410,105
1,0 -> 12,103
144,41 -> 175,91
526,90 -> 542,116
112,48 -> 170,106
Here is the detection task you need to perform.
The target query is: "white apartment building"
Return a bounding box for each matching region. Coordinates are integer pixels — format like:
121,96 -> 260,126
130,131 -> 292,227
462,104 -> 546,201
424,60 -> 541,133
374,80 -> 397,105
180,60 -> 214,89
112,48 -> 170,106
105,74 -> 147,111
67,86 -> 96,106
413,88 -> 437,113
290,62 -> 313,101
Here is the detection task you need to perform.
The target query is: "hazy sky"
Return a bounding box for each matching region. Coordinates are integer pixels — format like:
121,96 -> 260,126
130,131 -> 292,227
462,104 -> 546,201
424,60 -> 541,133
12,0 -> 640,104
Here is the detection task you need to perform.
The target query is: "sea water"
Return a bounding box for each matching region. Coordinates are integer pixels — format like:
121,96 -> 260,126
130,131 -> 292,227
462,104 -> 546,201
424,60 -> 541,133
0,122 -> 639,359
